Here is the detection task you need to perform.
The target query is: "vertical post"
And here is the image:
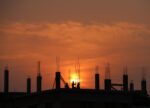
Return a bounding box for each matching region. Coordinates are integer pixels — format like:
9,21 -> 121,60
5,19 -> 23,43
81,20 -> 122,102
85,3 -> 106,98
4,67 -> 9,93
141,67 -> 147,94
105,79 -> 111,92
27,77 -> 31,94
104,63 -> 111,92
95,66 -> 100,90
56,72 -> 61,89
37,75 -> 42,93
123,67 -> 128,91
95,74 -> 99,90
123,74 -> 128,91
37,61 -> 42,93
141,79 -> 147,94
130,80 -> 134,92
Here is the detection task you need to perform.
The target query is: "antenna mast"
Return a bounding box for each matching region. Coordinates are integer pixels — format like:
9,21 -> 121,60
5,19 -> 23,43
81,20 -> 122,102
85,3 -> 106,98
56,57 -> 60,72
38,61 -> 41,76
95,65 -> 99,74
142,67 -> 146,80
105,63 -> 110,79
123,65 -> 128,75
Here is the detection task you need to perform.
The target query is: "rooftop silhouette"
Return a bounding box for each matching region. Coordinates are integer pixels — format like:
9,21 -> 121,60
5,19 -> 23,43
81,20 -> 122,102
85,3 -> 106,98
0,63 -> 150,108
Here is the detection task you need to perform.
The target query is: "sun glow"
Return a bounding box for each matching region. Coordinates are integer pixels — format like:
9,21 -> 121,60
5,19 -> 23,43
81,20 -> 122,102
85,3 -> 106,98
70,73 -> 80,84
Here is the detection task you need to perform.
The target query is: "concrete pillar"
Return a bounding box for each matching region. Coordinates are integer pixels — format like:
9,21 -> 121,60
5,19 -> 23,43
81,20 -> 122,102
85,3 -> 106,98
4,68 -> 9,93
104,79 -> 111,92
141,79 -> 147,94
130,81 -> 134,91
27,77 -> 31,94
123,74 -> 128,91
56,72 -> 60,89
95,74 -> 100,90
37,74 -> 42,93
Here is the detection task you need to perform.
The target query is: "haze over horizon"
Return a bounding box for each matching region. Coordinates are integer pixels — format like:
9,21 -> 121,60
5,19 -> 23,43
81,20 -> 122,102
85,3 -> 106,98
0,0 -> 150,93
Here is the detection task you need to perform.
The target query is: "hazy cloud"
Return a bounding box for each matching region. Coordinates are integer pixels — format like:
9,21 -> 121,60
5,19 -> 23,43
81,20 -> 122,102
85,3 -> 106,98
0,21 -> 150,91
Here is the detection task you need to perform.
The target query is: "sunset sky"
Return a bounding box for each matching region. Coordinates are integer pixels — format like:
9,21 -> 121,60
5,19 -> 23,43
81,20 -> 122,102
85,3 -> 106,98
0,0 -> 150,93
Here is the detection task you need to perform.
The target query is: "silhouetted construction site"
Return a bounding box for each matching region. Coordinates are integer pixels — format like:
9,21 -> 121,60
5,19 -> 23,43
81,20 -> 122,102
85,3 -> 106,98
0,61 -> 150,108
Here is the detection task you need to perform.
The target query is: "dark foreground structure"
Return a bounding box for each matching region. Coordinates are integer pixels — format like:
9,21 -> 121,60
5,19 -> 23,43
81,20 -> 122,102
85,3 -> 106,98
0,89 -> 150,108
0,65 -> 150,108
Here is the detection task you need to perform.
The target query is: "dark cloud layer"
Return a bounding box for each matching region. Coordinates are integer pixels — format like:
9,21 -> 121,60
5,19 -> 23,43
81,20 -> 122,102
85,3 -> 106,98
0,0 -> 150,25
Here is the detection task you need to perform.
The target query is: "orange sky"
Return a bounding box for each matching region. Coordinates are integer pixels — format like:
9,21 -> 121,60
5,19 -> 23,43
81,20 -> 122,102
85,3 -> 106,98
0,0 -> 150,93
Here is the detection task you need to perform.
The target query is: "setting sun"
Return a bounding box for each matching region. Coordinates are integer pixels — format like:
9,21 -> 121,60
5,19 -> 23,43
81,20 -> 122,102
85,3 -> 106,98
70,72 -> 80,84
